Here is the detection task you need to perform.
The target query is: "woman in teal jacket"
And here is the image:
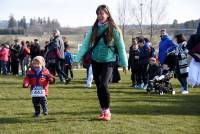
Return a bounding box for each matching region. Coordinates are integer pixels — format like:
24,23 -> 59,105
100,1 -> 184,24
76,4 -> 128,121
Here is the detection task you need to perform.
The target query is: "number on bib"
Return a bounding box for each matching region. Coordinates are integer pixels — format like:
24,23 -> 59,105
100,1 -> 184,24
31,86 -> 45,97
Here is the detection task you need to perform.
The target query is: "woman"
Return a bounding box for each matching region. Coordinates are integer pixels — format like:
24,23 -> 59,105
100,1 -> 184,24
175,34 -> 189,94
76,4 -> 128,121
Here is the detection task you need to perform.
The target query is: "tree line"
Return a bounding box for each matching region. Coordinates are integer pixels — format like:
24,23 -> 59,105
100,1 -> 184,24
0,15 -> 61,35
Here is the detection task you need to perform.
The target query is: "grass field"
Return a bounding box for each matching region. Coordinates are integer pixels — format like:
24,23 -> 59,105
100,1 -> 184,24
0,70 -> 199,134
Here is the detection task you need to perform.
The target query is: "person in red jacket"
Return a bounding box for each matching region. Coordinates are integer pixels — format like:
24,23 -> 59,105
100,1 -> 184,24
23,56 -> 55,117
0,44 -> 10,75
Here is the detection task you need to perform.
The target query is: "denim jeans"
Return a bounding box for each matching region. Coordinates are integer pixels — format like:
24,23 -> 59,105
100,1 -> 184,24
57,59 -> 66,82
1,61 -> 8,75
177,74 -> 188,91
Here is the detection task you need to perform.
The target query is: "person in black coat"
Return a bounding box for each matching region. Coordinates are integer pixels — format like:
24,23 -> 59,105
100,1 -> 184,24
30,39 -> 41,60
138,37 -> 149,89
186,22 -> 200,62
147,57 -> 161,81
128,38 -> 140,87
10,39 -> 20,75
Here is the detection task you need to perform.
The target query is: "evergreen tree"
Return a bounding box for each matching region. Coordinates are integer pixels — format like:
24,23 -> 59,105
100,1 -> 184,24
8,14 -> 17,28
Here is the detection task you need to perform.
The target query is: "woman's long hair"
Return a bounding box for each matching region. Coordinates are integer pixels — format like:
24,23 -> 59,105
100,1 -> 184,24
90,5 -> 118,45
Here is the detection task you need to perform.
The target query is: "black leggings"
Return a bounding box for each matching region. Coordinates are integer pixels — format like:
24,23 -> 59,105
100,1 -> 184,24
92,60 -> 113,109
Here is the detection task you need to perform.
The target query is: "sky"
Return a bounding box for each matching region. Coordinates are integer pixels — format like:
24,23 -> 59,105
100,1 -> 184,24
0,0 -> 199,27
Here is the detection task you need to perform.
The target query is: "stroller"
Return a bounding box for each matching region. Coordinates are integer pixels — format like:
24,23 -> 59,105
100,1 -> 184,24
146,71 -> 174,95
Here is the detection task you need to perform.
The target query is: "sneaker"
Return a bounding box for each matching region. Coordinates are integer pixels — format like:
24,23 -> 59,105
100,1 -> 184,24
102,113 -> 111,121
141,83 -> 144,88
143,84 -> 148,90
137,84 -> 143,89
65,78 -> 71,84
33,113 -> 40,118
180,87 -> 184,92
181,90 -> 189,95
97,113 -> 105,119
43,111 -> 48,115
85,83 -> 92,88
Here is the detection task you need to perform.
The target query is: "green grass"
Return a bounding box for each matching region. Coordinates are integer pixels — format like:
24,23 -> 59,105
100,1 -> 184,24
0,70 -> 200,134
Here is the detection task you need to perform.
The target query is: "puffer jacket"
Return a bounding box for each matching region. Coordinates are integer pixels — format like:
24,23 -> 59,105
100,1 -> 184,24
23,68 -> 54,96
0,47 -> 9,62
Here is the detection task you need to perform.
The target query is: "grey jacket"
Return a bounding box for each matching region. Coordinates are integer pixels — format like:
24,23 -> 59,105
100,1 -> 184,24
53,36 -> 65,59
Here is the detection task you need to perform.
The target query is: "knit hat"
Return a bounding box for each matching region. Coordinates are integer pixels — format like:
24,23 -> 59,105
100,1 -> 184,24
32,56 -> 45,67
197,22 -> 200,35
150,57 -> 156,62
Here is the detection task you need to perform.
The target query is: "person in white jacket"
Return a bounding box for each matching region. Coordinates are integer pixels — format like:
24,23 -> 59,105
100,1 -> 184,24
85,64 -> 93,88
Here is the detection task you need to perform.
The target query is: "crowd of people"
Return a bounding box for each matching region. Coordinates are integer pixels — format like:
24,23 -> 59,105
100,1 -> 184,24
0,30 -> 74,83
1,4 -> 200,121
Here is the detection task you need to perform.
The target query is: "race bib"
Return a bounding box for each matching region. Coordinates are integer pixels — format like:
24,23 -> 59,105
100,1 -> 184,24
31,86 -> 45,97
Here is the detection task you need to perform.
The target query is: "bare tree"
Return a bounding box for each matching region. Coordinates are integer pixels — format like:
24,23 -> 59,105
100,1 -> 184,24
129,0 -> 149,35
129,0 -> 168,38
117,0 -> 130,38
148,0 -> 168,40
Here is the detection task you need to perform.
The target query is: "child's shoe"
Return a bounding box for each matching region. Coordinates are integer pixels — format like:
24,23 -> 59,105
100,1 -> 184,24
134,85 -> 138,88
33,113 -> 40,118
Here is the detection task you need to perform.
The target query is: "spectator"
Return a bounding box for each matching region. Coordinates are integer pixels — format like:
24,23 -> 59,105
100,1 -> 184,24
0,44 -> 10,75
10,39 -> 20,75
111,55 -> 121,83
30,39 -> 41,60
51,29 -> 67,83
138,37 -> 149,89
147,57 -> 161,82
187,22 -> 200,87
158,29 -> 176,65
64,44 -> 74,83
174,34 -> 189,94
128,38 -> 140,88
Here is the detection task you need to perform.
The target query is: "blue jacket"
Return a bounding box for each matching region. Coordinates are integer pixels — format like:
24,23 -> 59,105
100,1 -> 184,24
158,36 -> 176,64
65,51 -> 73,64
139,44 -> 149,64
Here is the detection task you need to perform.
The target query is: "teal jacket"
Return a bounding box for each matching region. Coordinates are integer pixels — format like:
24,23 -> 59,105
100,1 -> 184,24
75,24 -> 128,67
